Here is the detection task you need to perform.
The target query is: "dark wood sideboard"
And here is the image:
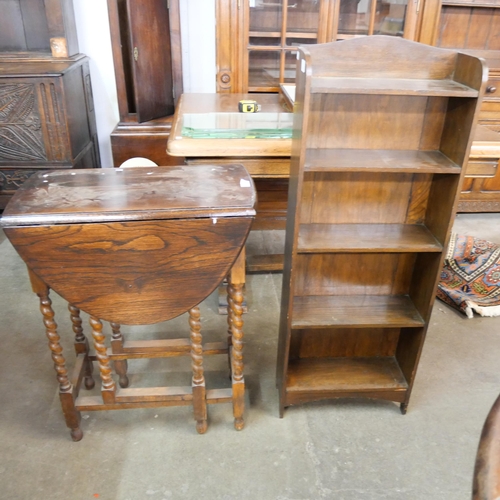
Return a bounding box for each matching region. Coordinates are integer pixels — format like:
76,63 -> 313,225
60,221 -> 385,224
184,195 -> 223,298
0,0 -> 100,209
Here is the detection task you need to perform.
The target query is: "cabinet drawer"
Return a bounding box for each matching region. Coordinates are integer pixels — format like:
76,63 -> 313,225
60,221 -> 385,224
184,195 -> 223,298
485,77 -> 500,101
465,160 -> 499,178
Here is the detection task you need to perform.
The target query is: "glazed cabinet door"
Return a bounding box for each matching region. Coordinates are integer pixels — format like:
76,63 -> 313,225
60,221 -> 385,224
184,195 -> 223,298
246,0 -> 330,91
332,0 -> 419,40
217,0 -> 421,93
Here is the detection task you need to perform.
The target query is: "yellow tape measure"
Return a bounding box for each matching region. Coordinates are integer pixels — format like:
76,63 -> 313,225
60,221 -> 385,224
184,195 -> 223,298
238,100 -> 261,113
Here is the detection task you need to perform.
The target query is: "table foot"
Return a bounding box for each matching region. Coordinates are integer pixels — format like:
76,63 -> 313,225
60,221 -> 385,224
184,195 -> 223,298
84,376 -> 95,390
117,371 -> 130,388
234,418 -> 244,431
400,402 -> 408,415
196,420 -> 208,434
70,427 -> 83,442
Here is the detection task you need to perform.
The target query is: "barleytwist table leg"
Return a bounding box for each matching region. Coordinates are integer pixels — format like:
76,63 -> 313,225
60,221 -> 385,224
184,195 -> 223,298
90,316 -> 116,404
226,289 -> 233,375
110,322 -> 129,388
228,283 -> 245,431
189,306 -> 207,434
68,304 -> 94,390
38,292 -> 82,441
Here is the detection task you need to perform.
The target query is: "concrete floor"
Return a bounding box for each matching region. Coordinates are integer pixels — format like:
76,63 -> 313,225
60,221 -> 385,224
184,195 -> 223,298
0,213 -> 499,500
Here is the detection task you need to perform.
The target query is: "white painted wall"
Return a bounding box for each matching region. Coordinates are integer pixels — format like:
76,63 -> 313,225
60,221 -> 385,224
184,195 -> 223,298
72,0 -> 216,167
180,0 -> 217,93
73,0 -> 119,167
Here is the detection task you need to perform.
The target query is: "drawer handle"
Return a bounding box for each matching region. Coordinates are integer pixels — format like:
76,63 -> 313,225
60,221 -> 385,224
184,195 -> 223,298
486,86 -> 497,93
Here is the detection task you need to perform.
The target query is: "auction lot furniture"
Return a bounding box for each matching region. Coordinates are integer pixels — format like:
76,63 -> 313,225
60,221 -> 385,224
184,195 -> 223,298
276,36 -> 486,416
1,165 -> 255,440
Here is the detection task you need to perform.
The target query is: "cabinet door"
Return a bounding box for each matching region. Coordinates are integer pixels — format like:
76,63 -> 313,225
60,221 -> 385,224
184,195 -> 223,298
332,0 -> 418,40
217,0 -> 419,93
126,0 -> 174,123
246,0 -> 330,91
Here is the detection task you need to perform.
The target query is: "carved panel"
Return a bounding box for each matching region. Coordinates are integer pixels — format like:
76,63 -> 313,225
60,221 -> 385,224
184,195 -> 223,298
39,82 -> 67,161
0,84 -> 46,162
0,169 -> 38,192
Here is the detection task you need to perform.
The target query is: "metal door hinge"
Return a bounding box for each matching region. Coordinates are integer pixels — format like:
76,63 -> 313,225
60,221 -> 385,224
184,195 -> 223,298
133,46 -> 139,61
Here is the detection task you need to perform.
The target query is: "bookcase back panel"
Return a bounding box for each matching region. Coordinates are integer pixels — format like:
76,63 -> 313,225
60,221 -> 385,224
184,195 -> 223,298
306,94 -> 432,150
304,37 -> 458,79
293,253 -> 417,296
290,328 -> 400,359
300,172 -> 414,224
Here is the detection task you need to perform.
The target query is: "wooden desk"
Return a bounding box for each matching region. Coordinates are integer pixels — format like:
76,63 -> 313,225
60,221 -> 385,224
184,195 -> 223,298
168,94 -> 291,273
167,93 -> 500,273
1,165 -> 256,440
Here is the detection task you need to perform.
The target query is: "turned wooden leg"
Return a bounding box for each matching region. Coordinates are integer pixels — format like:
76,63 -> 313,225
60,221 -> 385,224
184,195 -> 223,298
90,316 -> 116,404
228,282 -> 245,431
189,306 -> 207,434
28,269 -> 82,441
226,292 -> 233,374
68,304 -> 94,390
110,322 -> 129,388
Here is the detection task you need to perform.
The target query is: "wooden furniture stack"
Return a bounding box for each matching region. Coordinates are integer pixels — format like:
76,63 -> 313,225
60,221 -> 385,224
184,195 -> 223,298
0,0 -> 100,209
1,165 -> 255,440
276,36 -> 487,416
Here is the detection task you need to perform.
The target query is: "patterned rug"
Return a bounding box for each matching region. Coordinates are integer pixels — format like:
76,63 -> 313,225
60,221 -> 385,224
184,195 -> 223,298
437,234 -> 500,318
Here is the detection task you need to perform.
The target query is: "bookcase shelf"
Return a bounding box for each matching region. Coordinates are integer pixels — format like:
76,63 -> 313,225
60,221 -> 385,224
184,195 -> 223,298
286,357 -> 409,407
276,36 -> 487,417
304,149 -> 462,173
291,295 -> 425,329
310,77 -> 479,96
297,223 -> 443,253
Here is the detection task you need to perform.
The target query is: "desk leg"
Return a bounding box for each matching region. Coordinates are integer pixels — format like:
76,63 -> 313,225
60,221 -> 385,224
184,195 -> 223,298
90,316 -> 116,404
28,270 -> 82,441
68,305 -> 95,390
228,277 -> 245,431
189,306 -> 207,434
110,323 -> 129,388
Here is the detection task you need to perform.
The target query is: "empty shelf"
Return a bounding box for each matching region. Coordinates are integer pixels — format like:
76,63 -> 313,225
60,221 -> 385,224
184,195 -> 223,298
286,357 -> 409,394
304,149 -> 462,173
297,223 -> 443,253
310,77 -> 478,96
291,295 -> 425,329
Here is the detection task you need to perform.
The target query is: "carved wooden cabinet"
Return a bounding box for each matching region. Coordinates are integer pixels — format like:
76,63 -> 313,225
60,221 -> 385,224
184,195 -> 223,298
0,0 -> 100,209
216,0 -> 420,93
106,0 -> 184,167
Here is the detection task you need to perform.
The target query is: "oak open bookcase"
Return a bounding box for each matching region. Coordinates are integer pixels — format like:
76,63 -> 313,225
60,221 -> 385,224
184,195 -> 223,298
276,36 -> 487,416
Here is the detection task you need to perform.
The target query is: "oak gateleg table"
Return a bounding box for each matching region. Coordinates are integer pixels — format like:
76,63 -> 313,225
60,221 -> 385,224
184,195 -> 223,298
1,164 -> 256,440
